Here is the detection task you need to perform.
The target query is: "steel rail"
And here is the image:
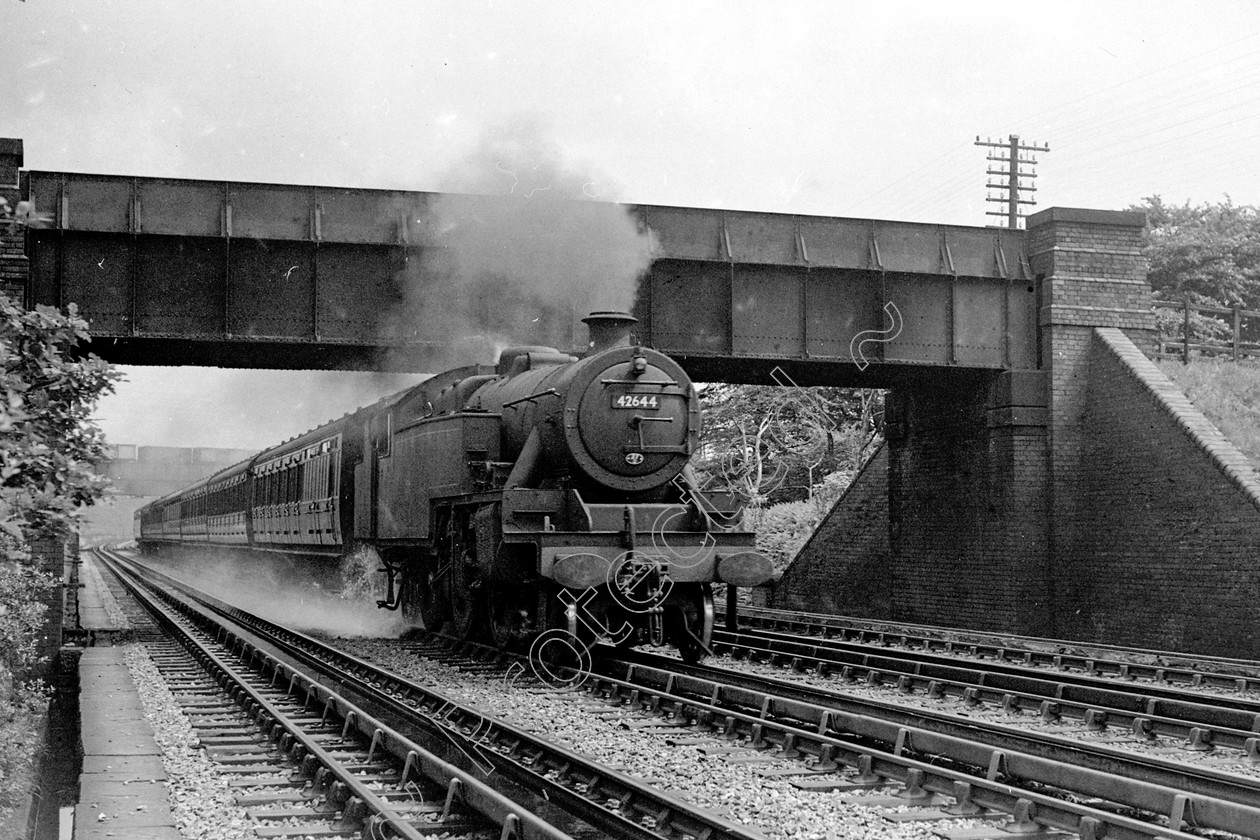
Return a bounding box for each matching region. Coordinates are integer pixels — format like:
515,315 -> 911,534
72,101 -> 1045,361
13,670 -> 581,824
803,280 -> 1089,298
727,622 -> 1260,699
722,604 -> 1260,686
709,628 -> 1260,755
611,646 -> 1260,809
409,633 -> 1235,840
608,647 -> 1260,814
97,549 -> 574,840
112,552 -> 768,840
591,653 -> 1260,838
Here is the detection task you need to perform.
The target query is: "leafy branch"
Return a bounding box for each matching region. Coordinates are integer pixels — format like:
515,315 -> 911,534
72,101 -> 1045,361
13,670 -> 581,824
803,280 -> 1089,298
0,197 -> 52,234
0,291 -> 120,813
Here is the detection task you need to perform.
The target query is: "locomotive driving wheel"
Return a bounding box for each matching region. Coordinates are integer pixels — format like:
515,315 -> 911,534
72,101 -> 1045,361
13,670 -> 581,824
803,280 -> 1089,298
447,512 -> 484,640
670,584 -> 715,664
417,512 -> 451,632
416,555 -> 448,632
528,591 -> 597,679
489,586 -> 530,649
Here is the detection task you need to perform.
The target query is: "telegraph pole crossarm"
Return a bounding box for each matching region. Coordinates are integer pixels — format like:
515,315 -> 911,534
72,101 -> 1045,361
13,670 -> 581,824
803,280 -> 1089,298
975,134 -> 1050,229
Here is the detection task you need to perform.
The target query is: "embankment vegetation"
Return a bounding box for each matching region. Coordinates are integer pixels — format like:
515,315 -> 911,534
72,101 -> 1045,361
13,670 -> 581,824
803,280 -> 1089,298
695,385 -> 883,574
0,285 -> 118,827
1160,358 -> 1260,467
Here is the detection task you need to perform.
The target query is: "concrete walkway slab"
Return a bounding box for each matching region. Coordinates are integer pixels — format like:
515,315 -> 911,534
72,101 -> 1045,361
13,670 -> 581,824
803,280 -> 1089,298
75,646 -> 179,840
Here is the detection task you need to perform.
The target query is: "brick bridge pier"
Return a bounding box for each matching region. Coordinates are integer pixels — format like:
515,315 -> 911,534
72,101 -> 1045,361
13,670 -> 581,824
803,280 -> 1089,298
779,208 -> 1260,658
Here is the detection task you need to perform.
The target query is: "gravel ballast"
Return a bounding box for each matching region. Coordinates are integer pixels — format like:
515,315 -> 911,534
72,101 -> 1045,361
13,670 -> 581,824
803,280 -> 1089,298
122,644 -> 261,840
344,639 -> 994,840
126,552 -> 1260,837
83,553 -> 262,840
708,649 -> 1260,779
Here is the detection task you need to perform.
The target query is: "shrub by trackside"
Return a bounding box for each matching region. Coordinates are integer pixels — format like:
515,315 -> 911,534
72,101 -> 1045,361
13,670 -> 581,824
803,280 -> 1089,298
0,290 -> 120,824
0,560 -> 56,817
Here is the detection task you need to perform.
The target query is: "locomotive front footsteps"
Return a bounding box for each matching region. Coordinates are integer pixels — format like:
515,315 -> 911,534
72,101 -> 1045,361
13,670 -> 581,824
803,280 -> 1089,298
136,312 -> 772,662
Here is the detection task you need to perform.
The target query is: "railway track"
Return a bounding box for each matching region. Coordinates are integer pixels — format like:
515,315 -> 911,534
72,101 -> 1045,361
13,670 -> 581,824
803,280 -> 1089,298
707,620 -> 1260,757
102,545 -> 1260,839
602,648 -> 1260,837
96,547 -> 770,840
92,547 -> 571,839
723,604 -> 1260,690
344,632 -> 1260,839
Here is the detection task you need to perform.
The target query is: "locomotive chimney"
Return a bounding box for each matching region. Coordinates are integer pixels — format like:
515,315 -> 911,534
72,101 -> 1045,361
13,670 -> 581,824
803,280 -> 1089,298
582,311 -> 638,352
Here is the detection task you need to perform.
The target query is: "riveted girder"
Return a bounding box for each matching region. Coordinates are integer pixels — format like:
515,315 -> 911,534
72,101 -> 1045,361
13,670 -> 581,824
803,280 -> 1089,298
22,170 -> 1036,382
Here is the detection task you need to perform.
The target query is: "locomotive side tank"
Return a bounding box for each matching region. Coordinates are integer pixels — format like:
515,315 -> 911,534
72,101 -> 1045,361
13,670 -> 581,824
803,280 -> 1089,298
138,312 -> 772,661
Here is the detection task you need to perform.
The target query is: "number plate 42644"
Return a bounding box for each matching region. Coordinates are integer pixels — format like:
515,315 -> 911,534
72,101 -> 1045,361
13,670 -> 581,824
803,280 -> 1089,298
613,394 -> 660,410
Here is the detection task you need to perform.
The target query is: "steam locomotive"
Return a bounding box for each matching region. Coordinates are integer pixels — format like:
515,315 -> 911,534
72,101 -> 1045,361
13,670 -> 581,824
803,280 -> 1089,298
135,312 -> 771,661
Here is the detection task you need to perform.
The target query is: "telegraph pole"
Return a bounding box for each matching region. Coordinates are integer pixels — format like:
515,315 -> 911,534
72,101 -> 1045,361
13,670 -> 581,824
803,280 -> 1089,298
975,134 -> 1049,228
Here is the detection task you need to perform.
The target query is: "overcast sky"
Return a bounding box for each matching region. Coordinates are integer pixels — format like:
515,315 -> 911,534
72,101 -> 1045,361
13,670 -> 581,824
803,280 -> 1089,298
5,1 -> 1259,450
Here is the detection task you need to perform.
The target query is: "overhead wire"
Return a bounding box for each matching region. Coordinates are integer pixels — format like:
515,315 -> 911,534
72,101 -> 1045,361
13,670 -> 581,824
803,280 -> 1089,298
838,138 -> 975,216
1043,79 -> 1260,158
1052,108 -> 1260,195
893,150 -> 979,216
983,31 -> 1260,138
1041,71 -> 1260,151
1121,149 -> 1260,204
887,33 -> 1260,222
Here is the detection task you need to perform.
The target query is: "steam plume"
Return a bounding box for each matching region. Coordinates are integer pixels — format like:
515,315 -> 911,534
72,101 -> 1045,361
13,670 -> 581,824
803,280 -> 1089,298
387,115 -> 656,364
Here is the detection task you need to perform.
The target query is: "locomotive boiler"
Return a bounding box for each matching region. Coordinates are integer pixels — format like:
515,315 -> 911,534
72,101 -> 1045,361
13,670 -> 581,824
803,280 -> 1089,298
136,312 -> 772,661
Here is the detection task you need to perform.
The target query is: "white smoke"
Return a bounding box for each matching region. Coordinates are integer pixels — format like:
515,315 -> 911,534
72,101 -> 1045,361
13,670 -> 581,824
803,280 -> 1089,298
385,114 -> 656,364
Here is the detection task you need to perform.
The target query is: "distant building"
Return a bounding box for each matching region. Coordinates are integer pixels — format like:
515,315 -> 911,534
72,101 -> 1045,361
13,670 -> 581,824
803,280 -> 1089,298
84,444 -> 257,544
100,444 -> 255,497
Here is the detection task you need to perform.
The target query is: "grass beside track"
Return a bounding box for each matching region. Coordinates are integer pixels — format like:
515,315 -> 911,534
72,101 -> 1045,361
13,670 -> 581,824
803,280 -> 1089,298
1159,357 -> 1260,466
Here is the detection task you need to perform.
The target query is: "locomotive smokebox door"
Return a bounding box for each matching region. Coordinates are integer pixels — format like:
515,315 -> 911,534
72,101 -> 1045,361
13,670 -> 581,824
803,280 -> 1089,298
578,359 -> 689,478
558,343 -> 698,492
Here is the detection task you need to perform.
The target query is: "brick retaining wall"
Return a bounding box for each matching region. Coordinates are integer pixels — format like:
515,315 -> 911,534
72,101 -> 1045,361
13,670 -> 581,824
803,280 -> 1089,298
780,208 -> 1154,642
1058,328 -> 1260,657
885,376 -> 1051,634
774,444 -> 891,616
781,369 -> 1052,636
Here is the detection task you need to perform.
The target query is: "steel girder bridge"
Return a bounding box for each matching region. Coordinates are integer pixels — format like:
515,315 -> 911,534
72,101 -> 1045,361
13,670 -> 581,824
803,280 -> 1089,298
20,169 -> 1034,386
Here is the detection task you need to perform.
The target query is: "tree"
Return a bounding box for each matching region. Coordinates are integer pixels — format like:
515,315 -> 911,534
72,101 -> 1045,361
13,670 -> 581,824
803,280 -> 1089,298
0,297 -> 120,541
0,292 -> 119,817
1133,196 -> 1260,309
693,384 -> 883,583
695,383 -> 883,508
1130,196 -> 1260,350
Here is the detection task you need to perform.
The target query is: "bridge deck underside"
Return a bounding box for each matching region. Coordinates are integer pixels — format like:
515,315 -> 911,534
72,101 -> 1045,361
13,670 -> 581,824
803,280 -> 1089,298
24,171 -> 1037,380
